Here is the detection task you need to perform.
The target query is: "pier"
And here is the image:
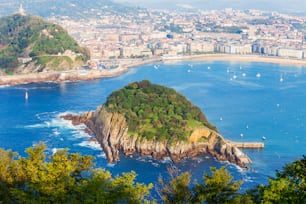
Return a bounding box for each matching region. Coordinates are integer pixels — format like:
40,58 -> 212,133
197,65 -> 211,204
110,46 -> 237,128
225,140 -> 264,149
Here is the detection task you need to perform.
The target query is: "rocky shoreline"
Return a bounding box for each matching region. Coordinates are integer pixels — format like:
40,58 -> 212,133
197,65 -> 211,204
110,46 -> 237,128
61,106 -> 254,169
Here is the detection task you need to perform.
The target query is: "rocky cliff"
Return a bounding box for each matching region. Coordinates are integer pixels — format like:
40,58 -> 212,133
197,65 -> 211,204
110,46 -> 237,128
61,106 -> 252,169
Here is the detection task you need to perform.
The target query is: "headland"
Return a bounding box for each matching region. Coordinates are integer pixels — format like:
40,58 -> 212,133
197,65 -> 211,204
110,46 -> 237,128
60,80 -> 264,169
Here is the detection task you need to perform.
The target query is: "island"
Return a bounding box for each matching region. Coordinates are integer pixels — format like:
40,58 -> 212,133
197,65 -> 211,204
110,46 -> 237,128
61,80 -> 264,169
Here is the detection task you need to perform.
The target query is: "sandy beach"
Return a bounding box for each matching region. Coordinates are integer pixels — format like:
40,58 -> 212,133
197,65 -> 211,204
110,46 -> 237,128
1,54 -> 306,86
163,54 -> 306,66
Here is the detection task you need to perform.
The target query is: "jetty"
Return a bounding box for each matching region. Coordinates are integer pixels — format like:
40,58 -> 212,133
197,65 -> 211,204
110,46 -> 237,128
225,139 -> 264,149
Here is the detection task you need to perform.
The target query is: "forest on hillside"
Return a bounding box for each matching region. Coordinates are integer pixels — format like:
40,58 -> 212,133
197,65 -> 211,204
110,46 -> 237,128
105,80 -> 217,144
0,14 -> 90,69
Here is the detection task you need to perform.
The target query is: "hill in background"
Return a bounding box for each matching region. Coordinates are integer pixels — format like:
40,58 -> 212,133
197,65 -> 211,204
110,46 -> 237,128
0,0 -> 138,19
0,13 -> 90,73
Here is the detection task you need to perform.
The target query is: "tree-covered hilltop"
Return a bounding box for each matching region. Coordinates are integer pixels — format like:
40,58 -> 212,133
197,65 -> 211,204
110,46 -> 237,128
105,80 -> 217,144
0,14 -> 90,71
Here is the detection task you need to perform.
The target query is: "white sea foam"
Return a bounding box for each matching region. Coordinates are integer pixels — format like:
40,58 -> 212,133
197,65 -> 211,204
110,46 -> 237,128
96,152 -> 106,159
77,140 -> 102,151
152,162 -> 160,167
161,157 -> 172,164
107,163 -> 116,168
52,128 -> 61,136
27,111 -> 85,130
71,130 -> 90,139
51,148 -> 58,154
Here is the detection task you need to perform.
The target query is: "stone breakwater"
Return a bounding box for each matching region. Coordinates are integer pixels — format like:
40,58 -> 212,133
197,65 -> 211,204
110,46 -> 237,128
60,106 -> 264,169
0,68 -> 128,86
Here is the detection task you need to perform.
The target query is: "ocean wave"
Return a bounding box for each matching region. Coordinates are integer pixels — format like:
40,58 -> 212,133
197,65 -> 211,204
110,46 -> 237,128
76,140 -> 102,151
96,152 -> 106,159
52,128 -> 61,136
151,162 -> 160,167
107,163 -> 116,168
71,130 -> 90,139
161,157 -> 172,164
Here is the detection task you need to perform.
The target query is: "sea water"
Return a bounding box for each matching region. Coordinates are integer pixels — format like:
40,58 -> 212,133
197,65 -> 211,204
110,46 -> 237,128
0,60 -> 305,194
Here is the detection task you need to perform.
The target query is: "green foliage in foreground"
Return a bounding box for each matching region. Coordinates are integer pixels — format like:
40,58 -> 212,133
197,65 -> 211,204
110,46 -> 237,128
0,143 -> 152,204
105,80 -> 216,143
158,167 -> 252,204
247,155 -> 306,204
159,156 -> 306,204
0,143 -> 305,204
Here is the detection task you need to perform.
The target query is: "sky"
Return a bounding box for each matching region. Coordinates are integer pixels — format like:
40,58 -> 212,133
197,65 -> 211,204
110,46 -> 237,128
114,0 -> 306,13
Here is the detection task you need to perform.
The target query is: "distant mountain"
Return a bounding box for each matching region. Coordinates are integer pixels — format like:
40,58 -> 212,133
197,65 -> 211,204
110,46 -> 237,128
0,14 -> 90,72
0,0 -> 138,19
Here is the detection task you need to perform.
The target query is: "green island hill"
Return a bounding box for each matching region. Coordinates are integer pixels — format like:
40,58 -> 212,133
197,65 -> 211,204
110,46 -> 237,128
62,80 -> 256,169
0,14 -> 90,74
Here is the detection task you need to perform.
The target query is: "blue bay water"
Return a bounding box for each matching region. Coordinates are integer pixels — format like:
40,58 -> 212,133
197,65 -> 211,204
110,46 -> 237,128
0,60 -> 306,193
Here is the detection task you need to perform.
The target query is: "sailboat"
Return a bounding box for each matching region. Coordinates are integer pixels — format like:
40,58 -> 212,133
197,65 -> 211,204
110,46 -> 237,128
25,90 -> 29,100
280,74 -> 284,82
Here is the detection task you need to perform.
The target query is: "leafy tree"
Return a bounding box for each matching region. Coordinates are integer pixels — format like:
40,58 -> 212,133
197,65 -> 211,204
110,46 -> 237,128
158,166 -> 251,204
0,143 -> 305,204
193,167 -> 250,204
248,156 -> 306,204
0,143 -> 152,204
158,171 -> 192,204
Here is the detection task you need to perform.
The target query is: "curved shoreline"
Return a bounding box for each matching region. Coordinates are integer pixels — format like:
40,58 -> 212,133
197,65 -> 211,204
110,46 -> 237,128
1,54 -> 306,86
163,54 -> 306,66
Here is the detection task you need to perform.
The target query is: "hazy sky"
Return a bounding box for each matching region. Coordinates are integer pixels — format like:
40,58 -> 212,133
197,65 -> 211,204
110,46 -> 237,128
114,0 -> 306,13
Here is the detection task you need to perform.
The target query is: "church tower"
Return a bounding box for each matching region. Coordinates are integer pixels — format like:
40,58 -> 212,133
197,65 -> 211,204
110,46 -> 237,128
19,4 -> 26,16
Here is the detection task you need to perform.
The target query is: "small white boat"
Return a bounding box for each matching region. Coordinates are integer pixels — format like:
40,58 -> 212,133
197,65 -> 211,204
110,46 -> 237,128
256,73 -> 261,78
207,66 -> 211,70
280,74 -> 284,82
154,65 -> 159,69
233,74 -> 237,79
25,91 -> 29,100
262,136 -> 266,140
242,73 -> 246,77
187,69 -> 191,73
